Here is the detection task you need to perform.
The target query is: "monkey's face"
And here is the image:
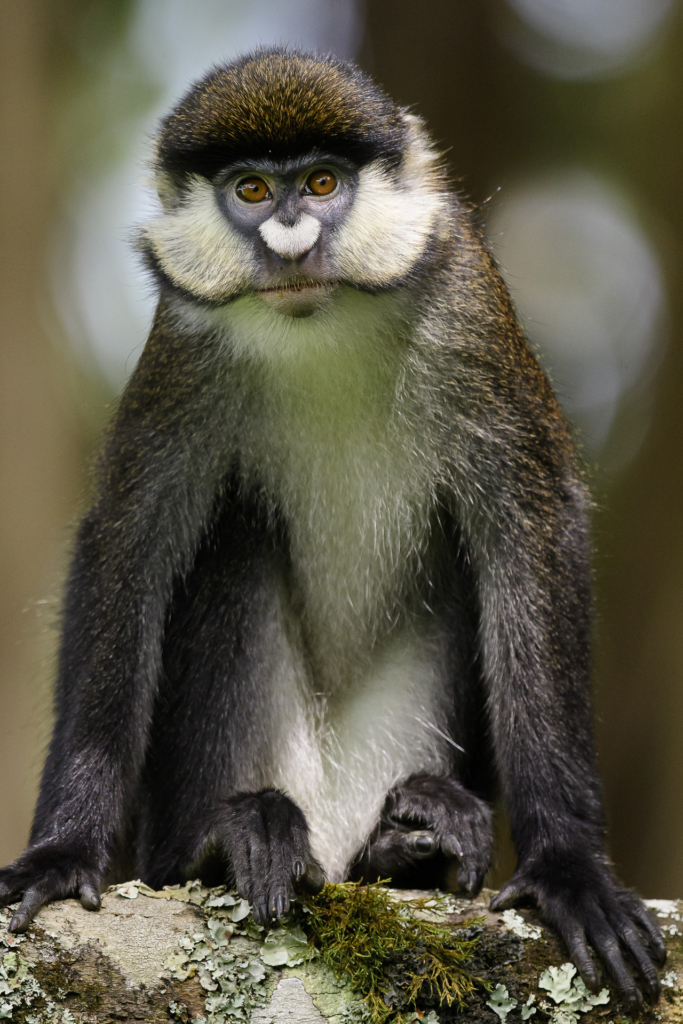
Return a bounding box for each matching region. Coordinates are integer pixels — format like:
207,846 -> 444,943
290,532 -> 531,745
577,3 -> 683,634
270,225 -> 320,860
138,50 -> 450,316
214,155 -> 356,317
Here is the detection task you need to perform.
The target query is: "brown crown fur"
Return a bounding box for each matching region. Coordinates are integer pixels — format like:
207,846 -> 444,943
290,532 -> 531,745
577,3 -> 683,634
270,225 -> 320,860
156,48 -> 407,182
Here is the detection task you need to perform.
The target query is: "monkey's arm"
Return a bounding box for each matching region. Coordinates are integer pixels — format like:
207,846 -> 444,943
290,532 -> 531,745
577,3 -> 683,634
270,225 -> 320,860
449,317 -> 665,1007
0,303 -> 228,930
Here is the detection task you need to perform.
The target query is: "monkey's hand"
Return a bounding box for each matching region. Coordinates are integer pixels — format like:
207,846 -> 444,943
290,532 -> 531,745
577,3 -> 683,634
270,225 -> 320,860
214,789 -> 325,926
490,849 -> 666,1010
356,774 -> 493,894
0,845 -> 102,932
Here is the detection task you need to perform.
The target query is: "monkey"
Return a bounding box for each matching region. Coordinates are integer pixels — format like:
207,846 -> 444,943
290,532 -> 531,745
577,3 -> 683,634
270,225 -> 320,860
0,48 -> 665,1008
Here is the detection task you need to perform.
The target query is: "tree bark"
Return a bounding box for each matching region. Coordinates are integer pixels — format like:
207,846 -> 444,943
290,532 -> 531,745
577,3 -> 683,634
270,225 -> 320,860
0,883 -> 679,1023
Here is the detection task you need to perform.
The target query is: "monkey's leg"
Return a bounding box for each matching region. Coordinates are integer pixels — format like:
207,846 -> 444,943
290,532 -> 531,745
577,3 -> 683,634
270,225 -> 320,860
352,774 -> 492,893
138,496 -> 323,923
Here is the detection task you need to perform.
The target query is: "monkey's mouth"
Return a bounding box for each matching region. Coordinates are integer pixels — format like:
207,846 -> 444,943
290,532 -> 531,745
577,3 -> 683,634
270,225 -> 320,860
255,280 -> 337,317
257,280 -> 335,295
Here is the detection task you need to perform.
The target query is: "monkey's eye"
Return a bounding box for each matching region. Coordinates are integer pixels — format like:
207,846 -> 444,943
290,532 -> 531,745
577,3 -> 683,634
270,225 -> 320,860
304,169 -> 337,196
235,177 -> 271,203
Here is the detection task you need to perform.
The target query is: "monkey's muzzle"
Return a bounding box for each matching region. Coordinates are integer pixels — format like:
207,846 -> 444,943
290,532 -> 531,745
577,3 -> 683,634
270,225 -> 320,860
256,281 -> 337,318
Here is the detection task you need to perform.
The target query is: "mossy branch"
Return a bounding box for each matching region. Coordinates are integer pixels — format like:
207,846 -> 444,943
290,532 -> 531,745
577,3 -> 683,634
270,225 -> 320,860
297,881 -> 485,1022
1,883 -> 681,1024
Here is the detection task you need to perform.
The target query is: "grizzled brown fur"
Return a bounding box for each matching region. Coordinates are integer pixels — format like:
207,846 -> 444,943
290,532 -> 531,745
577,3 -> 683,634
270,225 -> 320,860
157,48 -> 406,180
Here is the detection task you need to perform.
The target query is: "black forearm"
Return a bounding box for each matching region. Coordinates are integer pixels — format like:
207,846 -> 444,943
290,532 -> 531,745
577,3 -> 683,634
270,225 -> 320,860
441,315 -> 605,853
474,500 -> 605,858
29,339 -> 228,860
29,512 -> 177,858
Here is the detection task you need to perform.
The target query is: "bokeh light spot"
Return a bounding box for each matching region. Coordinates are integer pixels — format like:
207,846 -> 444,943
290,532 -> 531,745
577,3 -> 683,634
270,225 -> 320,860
501,0 -> 676,79
487,171 -> 666,467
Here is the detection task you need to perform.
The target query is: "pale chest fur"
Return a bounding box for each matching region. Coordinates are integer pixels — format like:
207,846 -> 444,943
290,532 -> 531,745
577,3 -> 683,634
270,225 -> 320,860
221,288 -> 441,666
182,290 -> 454,878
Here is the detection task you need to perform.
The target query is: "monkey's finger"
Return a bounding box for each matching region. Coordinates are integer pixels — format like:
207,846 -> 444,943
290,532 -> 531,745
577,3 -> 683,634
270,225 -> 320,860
403,830 -> 437,860
230,842 -> 256,904
456,861 -> 485,896
489,878 -> 532,911
587,922 -> 642,1011
9,884 -> 52,933
79,882 -> 101,912
0,878 -> 24,909
440,833 -> 464,859
248,856 -> 273,926
558,921 -> 600,993
628,902 -> 667,965
260,841 -> 294,922
617,921 -> 660,1002
258,875 -> 290,923
445,829 -> 488,894
296,859 -> 325,896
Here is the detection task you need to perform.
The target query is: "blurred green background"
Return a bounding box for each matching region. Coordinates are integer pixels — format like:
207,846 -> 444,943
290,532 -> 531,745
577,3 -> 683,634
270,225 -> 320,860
1,0 -> 682,896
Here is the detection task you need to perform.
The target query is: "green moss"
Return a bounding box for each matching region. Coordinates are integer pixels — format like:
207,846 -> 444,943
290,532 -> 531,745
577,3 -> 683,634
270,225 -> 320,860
295,882 -> 485,1024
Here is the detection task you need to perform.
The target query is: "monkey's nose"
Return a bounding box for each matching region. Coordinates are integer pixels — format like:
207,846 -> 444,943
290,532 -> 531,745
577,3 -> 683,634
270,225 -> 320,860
259,213 -> 321,260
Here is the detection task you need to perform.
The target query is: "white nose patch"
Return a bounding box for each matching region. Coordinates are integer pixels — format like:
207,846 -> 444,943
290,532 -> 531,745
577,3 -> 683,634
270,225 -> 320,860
259,213 -> 321,260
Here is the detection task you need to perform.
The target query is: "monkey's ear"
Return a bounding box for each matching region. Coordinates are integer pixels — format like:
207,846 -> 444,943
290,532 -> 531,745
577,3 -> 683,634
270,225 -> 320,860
151,166 -> 183,212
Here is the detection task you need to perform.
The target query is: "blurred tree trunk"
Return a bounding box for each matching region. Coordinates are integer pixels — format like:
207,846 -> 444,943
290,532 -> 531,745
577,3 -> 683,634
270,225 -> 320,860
0,0 -> 95,865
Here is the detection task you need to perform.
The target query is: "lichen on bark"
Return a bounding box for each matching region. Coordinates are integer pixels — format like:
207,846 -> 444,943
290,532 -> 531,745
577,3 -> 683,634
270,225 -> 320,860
1,884 -> 681,1024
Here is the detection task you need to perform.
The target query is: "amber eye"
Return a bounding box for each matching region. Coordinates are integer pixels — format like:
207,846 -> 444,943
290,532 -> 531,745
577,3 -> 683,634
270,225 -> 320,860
305,169 -> 337,196
235,177 -> 270,203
